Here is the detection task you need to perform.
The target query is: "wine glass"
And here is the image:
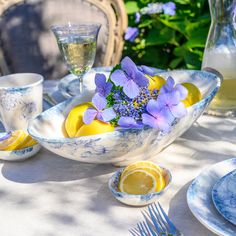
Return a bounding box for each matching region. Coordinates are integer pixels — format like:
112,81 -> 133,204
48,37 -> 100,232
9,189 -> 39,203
51,23 -> 101,95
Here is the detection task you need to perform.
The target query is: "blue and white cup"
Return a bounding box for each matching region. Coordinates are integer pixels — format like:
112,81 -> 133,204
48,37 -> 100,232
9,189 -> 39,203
0,73 -> 44,131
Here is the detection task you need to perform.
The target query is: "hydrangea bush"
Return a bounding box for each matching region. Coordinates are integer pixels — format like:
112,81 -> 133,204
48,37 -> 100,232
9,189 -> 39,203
83,57 -> 188,133
123,0 -> 210,70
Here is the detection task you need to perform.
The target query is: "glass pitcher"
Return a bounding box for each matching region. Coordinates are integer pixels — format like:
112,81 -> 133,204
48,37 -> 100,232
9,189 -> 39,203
202,0 -> 236,116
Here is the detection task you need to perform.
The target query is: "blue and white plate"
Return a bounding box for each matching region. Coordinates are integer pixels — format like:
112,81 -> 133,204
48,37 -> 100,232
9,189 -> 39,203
58,67 -> 112,98
187,158 -> 236,236
212,169 -> 236,226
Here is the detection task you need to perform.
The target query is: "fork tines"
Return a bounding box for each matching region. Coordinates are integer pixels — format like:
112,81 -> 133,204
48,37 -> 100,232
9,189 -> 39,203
130,202 -> 182,236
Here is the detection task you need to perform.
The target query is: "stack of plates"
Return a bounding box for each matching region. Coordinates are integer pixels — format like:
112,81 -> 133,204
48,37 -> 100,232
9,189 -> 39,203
187,158 -> 236,235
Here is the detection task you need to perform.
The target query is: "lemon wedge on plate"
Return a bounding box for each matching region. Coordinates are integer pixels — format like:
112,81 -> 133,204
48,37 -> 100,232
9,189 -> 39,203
182,83 -> 202,107
17,134 -> 38,149
119,167 -> 165,194
0,130 -> 37,151
0,130 -> 28,151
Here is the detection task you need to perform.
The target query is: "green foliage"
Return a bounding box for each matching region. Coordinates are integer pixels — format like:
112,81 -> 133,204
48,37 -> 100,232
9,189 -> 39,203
123,0 -> 211,70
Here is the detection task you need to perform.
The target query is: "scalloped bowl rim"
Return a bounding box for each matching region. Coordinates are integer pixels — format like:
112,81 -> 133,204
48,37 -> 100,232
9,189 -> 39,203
28,69 -> 221,143
108,165 -> 172,199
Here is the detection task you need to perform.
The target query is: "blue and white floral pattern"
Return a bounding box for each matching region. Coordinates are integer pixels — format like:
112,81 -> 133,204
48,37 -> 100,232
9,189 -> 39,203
21,101 -> 37,119
212,169 -> 236,226
0,90 -> 22,111
187,158 -> 236,236
28,69 -> 221,166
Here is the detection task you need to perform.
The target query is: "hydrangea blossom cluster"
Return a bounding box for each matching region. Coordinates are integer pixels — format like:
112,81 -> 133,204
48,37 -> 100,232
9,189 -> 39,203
83,56 -> 187,133
125,2 -> 176,42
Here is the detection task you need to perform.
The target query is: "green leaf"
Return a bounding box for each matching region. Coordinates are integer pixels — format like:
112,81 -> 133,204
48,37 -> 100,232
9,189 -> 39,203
125,1 -> 139,14
160,19 -> 189,38
146,28 -> 177,46
184,51 -> 202,69
169,57 -> 184,69
185,27 -> 209,48
174,45 -> 187,57
139,19 -> 153,28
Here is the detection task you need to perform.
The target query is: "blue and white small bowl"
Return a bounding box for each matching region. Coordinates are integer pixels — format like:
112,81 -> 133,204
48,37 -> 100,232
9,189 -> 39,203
0,145 -> 40,161
108,166 -> 172,206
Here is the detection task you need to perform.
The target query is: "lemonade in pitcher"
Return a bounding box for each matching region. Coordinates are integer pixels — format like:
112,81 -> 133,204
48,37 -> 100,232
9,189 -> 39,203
202,46 -> 236,114
202,0 -> 236,116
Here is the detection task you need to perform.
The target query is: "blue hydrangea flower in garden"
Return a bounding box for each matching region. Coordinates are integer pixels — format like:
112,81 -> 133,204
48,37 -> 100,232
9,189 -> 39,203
83,94 -> 116,124
135,12 -> 141,23
82,56 -> 188,133
124,27 -> 139,42
140,3 -> 163,15
163,2 -> 176,16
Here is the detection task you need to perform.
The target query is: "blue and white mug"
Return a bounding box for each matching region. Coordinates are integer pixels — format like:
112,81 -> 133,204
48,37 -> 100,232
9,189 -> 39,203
0,73 -> 44,131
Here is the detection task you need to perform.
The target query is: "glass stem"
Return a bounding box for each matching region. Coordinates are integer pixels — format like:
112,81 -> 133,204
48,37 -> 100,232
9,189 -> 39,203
78,75 -> 83,94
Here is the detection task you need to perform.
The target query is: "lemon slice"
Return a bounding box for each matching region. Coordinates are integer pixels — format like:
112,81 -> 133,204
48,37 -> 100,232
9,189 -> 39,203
119,168 -> 164,194
0,130 -> 28,151
65,102 -> 92,138
181,83 -> 202,107
147,75 -> 166,91
76,120 -> 114,137
17,134 -> 37,149
121,161 -> 163,179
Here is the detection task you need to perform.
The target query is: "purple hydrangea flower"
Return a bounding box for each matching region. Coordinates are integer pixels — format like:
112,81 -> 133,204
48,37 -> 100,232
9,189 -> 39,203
124,27 -> 139,42
158,91 -> 187,118
135,12 -> 141,23
118,117 -> 143,128
163,2 -> 176,16
138,65 -> 155,76
83,94 -> 116,124
160,76 -> 188,100
158,76 -> 187,118
142,99 -> 175,132
95,73 -> 113,97
110,57 -> 149,99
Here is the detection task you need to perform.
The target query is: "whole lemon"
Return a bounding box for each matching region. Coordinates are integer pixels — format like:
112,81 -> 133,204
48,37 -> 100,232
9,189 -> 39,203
147,75 -> 166,91
65,102 -> 92,138
181,83 -> 202,107
76,120 -> 114,137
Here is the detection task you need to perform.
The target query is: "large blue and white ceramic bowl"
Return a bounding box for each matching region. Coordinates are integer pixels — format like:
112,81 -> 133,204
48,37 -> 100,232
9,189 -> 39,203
28,70 -> 221,166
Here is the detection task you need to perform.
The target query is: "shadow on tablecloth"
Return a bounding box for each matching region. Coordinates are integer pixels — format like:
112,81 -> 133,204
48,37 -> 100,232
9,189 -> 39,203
168,181 -> 218,236
1,148 -> 117,183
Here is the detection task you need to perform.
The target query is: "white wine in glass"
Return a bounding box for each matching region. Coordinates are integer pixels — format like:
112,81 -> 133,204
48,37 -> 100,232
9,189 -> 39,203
52,23 -> 101,95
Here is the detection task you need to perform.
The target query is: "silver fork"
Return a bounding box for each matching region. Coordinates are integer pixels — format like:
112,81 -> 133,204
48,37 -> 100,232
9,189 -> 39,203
131,202 -> 183,236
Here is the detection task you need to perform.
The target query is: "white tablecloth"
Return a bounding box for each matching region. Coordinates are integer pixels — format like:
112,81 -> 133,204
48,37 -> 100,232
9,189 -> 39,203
0,114 -> 235,236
